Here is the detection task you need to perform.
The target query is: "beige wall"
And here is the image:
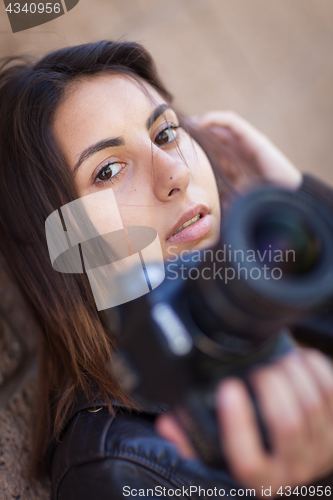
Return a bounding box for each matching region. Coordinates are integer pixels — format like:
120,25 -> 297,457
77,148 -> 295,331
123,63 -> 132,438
0,0 -> 332,184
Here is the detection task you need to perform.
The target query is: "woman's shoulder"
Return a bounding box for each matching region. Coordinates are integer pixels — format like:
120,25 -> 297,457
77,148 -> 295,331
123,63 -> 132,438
51,401 -> 241,500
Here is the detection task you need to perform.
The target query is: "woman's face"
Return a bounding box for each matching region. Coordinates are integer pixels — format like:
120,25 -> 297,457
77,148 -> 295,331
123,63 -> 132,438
53,73 -> 221,260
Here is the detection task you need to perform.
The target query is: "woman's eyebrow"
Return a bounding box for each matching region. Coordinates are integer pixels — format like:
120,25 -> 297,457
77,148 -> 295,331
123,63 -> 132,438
73,104 -> 173,173
146,103 -> 173,130
73,137 -> 124,173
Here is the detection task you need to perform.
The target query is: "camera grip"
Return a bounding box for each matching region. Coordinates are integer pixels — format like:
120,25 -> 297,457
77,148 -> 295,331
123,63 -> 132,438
171,333 -> 295,470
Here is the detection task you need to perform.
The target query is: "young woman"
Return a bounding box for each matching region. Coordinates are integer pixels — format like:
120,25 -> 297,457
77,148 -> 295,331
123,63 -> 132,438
0,40 -> 332,499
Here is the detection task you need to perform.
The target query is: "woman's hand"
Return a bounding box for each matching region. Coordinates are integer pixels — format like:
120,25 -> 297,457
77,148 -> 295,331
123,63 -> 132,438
194,111 -> 302,190
156,349 -> 333,497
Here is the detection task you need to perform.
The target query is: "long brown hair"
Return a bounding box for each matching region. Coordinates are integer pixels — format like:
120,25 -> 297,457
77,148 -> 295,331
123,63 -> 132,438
0,41 -> 238,477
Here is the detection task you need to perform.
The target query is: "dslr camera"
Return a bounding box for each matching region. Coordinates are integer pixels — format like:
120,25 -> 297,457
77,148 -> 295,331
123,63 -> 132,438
113,177 -> 333,468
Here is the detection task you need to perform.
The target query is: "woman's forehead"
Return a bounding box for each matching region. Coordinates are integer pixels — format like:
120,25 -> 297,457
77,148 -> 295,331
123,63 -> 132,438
56,73 -> 165,122
52,73 -> 168,168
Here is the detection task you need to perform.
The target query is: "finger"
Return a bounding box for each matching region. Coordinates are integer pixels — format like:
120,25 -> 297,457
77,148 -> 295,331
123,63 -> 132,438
209,125 -> 237,144
216,378 -> 272,485
155,414 -> 197,459
196,111 -> 261,142
197,112 -> 266,161
196,111 -> 273,157
302,349 -> 333,415
277,351 -> 332,479
195,111 -> 302,188
193,113 -> 249,151
249,364 -> 310,480
280,352 -> 330,448
281,352 -> 327,433
301,349 -> 333,475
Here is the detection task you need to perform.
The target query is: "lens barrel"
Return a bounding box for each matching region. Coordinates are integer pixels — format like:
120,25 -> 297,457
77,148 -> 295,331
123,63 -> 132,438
185,186 -> 333,348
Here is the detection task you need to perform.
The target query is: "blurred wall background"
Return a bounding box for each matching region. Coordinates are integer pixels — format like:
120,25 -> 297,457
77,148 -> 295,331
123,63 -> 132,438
1,0 -> 332,183
0,1 -> 332,498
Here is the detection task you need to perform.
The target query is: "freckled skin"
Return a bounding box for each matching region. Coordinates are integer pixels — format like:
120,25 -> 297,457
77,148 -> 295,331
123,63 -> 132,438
53,74 -> 221,260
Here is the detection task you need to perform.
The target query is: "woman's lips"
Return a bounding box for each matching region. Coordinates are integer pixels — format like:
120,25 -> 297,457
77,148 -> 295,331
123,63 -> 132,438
166,213 -> 213,244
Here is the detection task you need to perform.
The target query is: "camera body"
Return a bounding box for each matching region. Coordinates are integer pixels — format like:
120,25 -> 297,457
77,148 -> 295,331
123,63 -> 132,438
114,184 -> 333,467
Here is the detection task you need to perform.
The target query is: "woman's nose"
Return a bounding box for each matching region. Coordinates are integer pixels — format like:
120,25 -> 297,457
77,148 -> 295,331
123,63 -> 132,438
150,146 -> 191,201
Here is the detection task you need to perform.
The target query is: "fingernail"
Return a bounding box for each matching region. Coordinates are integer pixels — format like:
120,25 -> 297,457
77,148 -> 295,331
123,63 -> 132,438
217,379 -> 243,409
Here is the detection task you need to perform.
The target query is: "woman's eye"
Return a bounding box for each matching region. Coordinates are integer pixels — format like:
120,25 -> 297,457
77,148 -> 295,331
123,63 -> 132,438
96,162 -> 123,183
155,126 -> 179,146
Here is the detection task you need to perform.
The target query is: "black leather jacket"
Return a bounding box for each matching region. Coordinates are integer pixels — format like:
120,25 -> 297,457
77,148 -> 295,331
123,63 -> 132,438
49,176 -> 333,500
49,392 -> 333,500
50,394 -> 245,500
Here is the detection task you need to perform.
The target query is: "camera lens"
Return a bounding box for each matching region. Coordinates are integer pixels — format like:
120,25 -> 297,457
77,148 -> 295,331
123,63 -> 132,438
252,210 -> 321,275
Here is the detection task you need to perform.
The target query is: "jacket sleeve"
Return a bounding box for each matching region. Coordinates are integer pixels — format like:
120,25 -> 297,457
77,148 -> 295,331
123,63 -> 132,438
57,457 -> 191,500
58,457 -> 195,500
52,409 -> 246,500
291,174 -> 333,354
57,454 -> 249,500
